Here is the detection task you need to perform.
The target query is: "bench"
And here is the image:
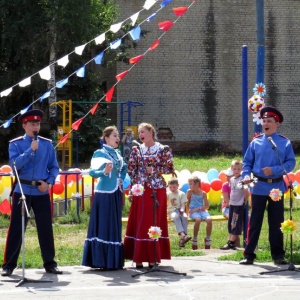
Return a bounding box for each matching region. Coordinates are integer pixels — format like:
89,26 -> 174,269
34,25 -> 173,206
121,215 -> 227,223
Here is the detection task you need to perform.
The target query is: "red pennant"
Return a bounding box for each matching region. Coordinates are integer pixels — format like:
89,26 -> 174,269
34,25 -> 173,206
158,20 -> 174,32
129,54 -> 144,64
90,103 -> 99,115
173,7 -> 188,17
106,86 -> 115,102
149,39 -> 160,51
0,199 -> 11,215
116,70 -> 129,81
72,117 -> 84,131
59,133 -> 69,144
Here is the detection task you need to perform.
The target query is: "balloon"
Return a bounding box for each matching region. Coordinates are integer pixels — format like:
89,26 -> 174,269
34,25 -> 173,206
210,178 -> 223,191
162,174 -> 173,184
218,170 -> 227,183
295,170 -> 300,183
287,172 -> 295,183
191,171 -> 202,178
181,183 -> 189,193
123,173 -> 130,189
207,189 -> 222,204
201,181 -> 211,193
178,169 -> 191,186
283,175 -> 289,187
198,171 -> 208,182
1,176 -> 12,188
53,181 -> 64,195
0,182 -> 4,194
296,183 -> 300,195
207,169 -> 219,182
0,165 -> 12,173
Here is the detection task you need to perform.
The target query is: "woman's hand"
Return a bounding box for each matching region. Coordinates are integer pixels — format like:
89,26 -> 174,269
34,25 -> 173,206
104,162 -> 113,175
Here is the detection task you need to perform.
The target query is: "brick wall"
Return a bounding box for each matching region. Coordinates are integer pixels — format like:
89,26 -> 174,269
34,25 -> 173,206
112,0 -> 300,153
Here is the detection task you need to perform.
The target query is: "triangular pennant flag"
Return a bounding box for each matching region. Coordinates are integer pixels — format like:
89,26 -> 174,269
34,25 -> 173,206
158,20 -> 174,32
143,0 -> 156,10
57,55 -> 69,67
75,44 -> 86,55
161,0 -> 173,8
129,54 -> 144,64
76,66 -> 85,78
1,87 -> 12,97
110,39 -> 122,50
59,133 -> 69,144
149,39 -> 160,51
129,26 -> 141,41
3,118 -> 13,129
90,103 -> 99,115
39,66 -> 51,80
20,104 -> 32,115
40,90 -> 51,102
94,52 -> 104,64
0,199 -> 11,215
110,22 -> 123,33
95,33 -> 105,45
147,13 -> 156,22
106,86 -> 115,102
131,12 -> 139,25
173,6 -> 188,16
116,70 -> 129,82
19,77 -> 31,87
56,78 -> 68,88
72,117 -> 84,130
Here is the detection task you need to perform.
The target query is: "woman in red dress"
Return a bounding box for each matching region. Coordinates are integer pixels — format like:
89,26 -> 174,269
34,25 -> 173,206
124,123 -> 174,269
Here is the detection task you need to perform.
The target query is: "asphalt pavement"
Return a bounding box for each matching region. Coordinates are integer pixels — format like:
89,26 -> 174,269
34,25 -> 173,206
1,249 -> 300,300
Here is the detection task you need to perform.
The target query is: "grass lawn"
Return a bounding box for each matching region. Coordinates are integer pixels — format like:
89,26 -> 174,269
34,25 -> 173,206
1,154 -> 300,268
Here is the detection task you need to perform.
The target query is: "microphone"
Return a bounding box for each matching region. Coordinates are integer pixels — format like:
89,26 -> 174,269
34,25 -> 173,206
267,137 -> 277,149
33,131 -> 38,140
132,140 -> 141,148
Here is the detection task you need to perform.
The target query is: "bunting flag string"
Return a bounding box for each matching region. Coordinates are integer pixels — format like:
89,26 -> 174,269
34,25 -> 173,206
53,1 -> 196,149
0,0 -> 166,99
0,0 -> 174,128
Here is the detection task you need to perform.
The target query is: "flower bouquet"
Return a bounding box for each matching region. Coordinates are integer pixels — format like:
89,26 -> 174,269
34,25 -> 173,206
148,226 -> 162,240
280,219 -> 296,235
131,183 -> 144,196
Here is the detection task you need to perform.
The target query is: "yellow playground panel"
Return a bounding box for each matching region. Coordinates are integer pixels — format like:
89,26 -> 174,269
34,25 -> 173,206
51,99 -> 73,168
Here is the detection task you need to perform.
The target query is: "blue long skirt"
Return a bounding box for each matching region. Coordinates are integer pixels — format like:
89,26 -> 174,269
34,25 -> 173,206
82,190 -> 124,269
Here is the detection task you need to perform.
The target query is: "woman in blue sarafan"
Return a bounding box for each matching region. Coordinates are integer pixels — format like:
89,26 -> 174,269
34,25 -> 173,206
82,126 -> 127,270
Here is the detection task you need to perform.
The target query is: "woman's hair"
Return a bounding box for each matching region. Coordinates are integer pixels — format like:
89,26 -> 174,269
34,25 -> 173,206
100,126 -> 118,146
138,122 -> 156,140
188,176 -> 201,185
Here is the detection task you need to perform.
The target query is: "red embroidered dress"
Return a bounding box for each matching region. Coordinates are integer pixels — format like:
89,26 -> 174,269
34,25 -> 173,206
124,142 -> 174,263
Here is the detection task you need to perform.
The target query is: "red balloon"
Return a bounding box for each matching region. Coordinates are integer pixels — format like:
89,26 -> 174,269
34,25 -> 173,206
295,170 -> 300,183
201,181 -> 211,193
0,165 -> 12,173
287,172 -> 295,183
210,178 -> 223,191
53,181 -> 64,195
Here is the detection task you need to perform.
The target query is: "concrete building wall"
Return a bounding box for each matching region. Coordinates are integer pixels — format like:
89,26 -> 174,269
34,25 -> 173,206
113,0 -> 300,153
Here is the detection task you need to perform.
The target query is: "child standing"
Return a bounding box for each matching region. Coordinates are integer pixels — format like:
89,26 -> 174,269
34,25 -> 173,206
187,176 -> 212,250
220,160 -> 249,250
167,178 -> 191,247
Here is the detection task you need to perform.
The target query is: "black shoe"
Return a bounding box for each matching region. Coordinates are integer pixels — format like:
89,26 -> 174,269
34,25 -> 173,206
274,258 -> 288,265
45,267 -> 63,274
239,258 -> 254,265
1,269 -> 13,276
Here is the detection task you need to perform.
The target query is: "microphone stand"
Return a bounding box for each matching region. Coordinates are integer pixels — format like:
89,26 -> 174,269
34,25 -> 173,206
3,163 -> 52,287
131,143 -> 186,278
260,143 -> 300,275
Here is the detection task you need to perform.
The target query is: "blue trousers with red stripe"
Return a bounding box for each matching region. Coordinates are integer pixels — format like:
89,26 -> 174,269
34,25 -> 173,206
2,192 -> 57,270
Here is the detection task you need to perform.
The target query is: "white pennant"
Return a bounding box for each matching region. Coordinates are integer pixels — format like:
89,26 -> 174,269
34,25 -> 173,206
0,87 -> 12,97
57,55 -> 69,67
19,77 -> 31,87
75,44 -> 86,55
110,22 -> 123,33
95,33 -> 105,45
143,0 -> 156,10
39,66 -> 51,80
131,12 -> 140,26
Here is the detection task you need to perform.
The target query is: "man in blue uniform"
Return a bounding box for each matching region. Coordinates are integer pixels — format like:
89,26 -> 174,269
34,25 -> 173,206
240,106 -> 296,265
1,109 -> 62,276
